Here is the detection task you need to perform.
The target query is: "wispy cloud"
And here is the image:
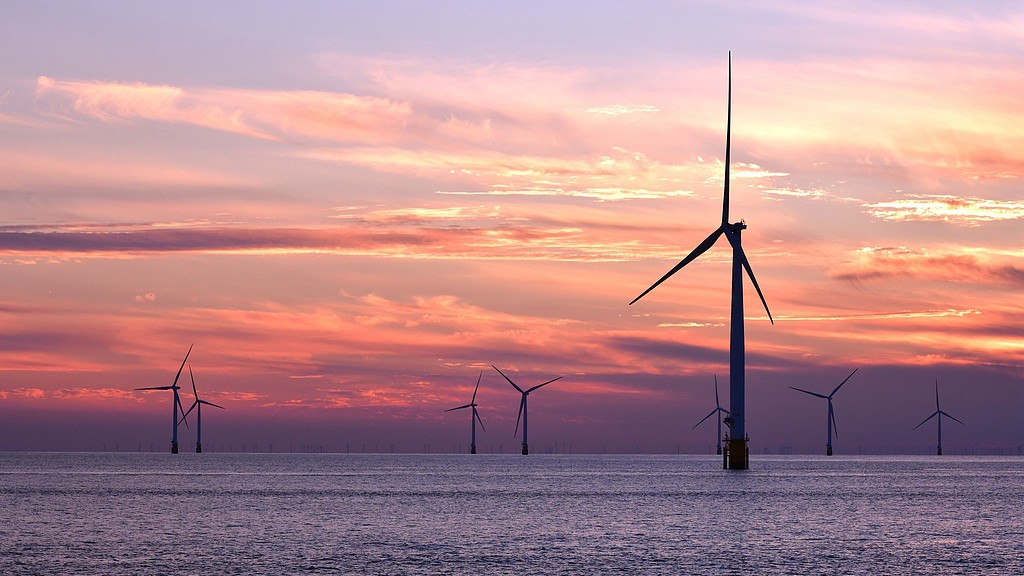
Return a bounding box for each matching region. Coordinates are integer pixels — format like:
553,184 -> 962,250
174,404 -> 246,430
584,104 -> 660,116
51,388 -> 141,401
863,194 -> 1024,225
833,246 -> 1024,286
776,309 -> 982,322
0,208 -> 690,263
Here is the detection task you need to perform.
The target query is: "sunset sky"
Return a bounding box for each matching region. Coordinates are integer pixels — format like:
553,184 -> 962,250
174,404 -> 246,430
1,1 -> 1021,454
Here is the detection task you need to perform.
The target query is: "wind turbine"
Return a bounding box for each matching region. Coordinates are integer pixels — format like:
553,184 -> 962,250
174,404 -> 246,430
629,52 -> 773,469
692,375 -> 730,455
134,344 -> 193,454
445,371 -> 485,454
179,365 -> 225,453
913,379 -> 964,455
789,368 -> 858,456
492,365 -> 561,455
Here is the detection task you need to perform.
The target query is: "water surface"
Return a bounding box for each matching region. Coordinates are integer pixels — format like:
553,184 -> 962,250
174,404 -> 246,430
2,453 -> 1021,574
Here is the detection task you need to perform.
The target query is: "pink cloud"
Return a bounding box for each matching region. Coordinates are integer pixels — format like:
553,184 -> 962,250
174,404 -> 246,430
833,246 -> 1024,286
51,387 -> 140,401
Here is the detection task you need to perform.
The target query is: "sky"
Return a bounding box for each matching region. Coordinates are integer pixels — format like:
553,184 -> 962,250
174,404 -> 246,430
1,1 -> 1022,454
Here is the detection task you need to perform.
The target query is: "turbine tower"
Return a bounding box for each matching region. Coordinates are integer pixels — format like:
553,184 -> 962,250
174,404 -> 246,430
693,375 -> 730,455
789,368 -> 858,456
134,344 -> 193,454
445,371 -> 486,454
180,365 -> 225,453
630,52 -> 773,470
913,379 -> 964,455
492,365 -> 561,455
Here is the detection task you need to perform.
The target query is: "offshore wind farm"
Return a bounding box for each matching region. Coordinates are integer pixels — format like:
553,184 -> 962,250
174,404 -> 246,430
1,3 -> 1022,574
2,4 -> 1020,458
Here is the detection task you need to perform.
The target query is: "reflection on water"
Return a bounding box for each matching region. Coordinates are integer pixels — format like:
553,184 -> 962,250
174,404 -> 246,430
2,453 -> 1022,575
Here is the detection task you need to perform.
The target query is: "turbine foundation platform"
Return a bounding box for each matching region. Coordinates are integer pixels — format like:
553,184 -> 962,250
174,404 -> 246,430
724,436 -> 748,470
522,444 -> 529,455
937,446 -> 942,456
470,444 -> 476,454
826,445 -> 833,456
196,442 -> 203,454
171,441 -> 179,454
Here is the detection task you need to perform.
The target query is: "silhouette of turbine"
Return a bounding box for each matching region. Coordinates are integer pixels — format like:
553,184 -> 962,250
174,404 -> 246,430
179,365 -> 225,453
445,371 -> 486,454
492,365 -> 561,455
630,52 -> 773,469
789,368 -> 858,456
693,375 -> 730,455
134,344 -> 193,454
913,379 -> 964,455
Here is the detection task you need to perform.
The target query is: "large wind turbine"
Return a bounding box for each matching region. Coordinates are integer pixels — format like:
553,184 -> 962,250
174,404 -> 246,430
913,379 -> 964,455
445,371 -> 486,454
179,365 -> 225,453
692,375 -> 730,455
492,365 -> 561,455
630,52 -> 773,469
789,368 -> 858,456
134,344 -> 193,454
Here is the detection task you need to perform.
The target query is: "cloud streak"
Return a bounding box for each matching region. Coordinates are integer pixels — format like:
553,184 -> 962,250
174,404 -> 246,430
833,247 -> 1024,286
863,194 -> 1024,225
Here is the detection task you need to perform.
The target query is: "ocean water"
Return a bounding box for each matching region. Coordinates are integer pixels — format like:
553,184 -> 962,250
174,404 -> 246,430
1,453 -> 1021,575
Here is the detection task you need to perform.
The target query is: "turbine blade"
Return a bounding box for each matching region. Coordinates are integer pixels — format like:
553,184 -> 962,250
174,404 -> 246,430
831,405 -> 838,439
934,379 -> 941,411
692,409 -> 718,429
172,344 -> 193,389
492,365 -> 524,393
913,411 -> 939,430
471,371 -> 482,404
942,411 -> 965,426
514,396 -> 525,438
527,376 -> 562,393
722,51 -> 731,226
831,367 -> 859,397
445,404 -> 473,412
714,374 -> 721,409
789,386 -> 828,399
474,408 -> 486,432
180,401 -> 198,422
200,400 -> 225,410
189,365 -> 198,399
723,227 -> 774,324
176,396 -> 189,429
134,386 -> 173,391
629,227 -> 724,305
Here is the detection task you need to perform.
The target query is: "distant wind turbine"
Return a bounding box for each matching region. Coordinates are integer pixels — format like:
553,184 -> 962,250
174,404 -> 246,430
445,371 -> 485,454
913,379 -> 964,455
134,344 -> 193,454
789,368 -> 858,456
492,365 -> 561,455
630,52 -> 773,469
179,365 -> 225,453
693,375 -> 730,455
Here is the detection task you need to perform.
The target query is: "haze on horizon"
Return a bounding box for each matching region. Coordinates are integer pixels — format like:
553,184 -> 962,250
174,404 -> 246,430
1,2 -> 1022,455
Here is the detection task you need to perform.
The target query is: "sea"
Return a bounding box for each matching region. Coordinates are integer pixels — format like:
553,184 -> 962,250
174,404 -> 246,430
1,452 -> 1021,575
